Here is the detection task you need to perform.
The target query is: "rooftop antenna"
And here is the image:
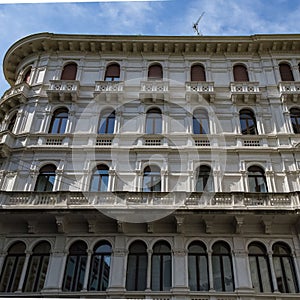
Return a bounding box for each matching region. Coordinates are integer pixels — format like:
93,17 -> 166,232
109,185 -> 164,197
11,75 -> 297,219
193,12 -> 205,36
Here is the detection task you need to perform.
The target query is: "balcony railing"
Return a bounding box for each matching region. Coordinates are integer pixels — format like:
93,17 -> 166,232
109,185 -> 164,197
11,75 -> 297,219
94,81 -> 124,101
230,82 -> 261,102
278,81 -> 300,102
1,191 -> 299,210
0,83 -> 30,118
47,80 -> 79,102
140,80 -> 169,100
186,81 -> 215,102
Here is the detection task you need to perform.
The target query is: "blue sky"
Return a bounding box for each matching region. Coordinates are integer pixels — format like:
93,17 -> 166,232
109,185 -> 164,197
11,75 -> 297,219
1,0 -> 300,95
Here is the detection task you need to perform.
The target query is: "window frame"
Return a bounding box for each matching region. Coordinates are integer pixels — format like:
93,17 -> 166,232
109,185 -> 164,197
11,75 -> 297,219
104,63 -> 120,81
196,165 -> 214,192
191,64 -> 206,82
142,165 -> 161,192
151,241 -> 172,291
279,63 -> 294,81
88,241 -> 112,291
48,108 -> 69,134
193,109 -> 209,134
148,64 -> 163,80
248,165 -> 268,193
145,108 -> 162,135
188,241 -> 209,291
98,110 -> 116,134
34,164 -> 57,192
126,241 -> 148,291
233,64 -> 249,82
0,242 -> 26,293
60,62 -> 77,80
239,109 -> 258,135
290,107 -> 300,134
90,164 -> 109,192
23,242 -> 51,293
62,241 -> 88,292
212,242 -> 234,292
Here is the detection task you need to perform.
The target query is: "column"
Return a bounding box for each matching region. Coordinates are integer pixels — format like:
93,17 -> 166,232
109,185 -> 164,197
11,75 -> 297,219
268,251 -> 279,292
172,236 -> 189,293
82,249 -> 92,291
43,236 -> 67,292
146,249 -> 152,290
16,250 -> 31,292
207,250 -> 214,291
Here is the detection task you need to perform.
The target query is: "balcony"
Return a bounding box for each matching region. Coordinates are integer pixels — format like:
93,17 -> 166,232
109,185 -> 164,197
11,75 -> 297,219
185,81 -> 215,102
278,81 -> 300,102
0,83 -> 29,118
230,82 -> 261,103
1,191 -> 298,210
94,81 -> 124,101
47,80 -> 79,102
140,80 -> 169,101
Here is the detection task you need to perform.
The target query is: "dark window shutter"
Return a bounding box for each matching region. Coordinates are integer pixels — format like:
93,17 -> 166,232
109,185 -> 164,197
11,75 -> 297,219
191,64 -> 206,81
233,65 -> 249,81
61,63 -> 77,80
105,64 -> 120,78
23,68 -> 31,84
279,63 -> 294,81
148,64 -> 163,79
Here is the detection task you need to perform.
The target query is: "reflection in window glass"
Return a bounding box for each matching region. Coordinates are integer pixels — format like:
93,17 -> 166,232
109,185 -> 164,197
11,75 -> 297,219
90,165 -> 109,192
35,164 -> 56,192
98,111 -> 115,134
142,165 -> 161,192
248,166 -> 268,193
146,108 -> 162,134
193,109 -> 209,134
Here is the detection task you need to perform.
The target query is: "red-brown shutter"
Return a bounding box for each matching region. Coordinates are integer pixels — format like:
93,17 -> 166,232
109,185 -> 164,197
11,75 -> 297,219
61,63 -> 77,80
105,64 -> 120,78
279,63 -> 294,81
233,65 -> 249,81
148,64 -> 163,79
191,64 -> 206,81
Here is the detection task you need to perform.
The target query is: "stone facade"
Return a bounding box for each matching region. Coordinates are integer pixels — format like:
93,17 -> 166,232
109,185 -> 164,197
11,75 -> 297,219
0,32 -> 300,299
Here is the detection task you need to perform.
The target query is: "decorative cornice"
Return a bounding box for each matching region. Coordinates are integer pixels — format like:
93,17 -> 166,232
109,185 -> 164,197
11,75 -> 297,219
4,32 -> 300,85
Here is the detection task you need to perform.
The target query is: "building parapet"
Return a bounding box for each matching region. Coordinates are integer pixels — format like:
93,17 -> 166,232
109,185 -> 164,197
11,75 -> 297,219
47,80 -> 79,102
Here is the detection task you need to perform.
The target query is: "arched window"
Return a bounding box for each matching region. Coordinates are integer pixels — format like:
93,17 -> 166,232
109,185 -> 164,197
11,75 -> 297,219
104,63 -> 120,81
248,242 -> 272,293
248,166 -> 268,193
188,241 -> 209,291
90,164 -> 109,192
88,241 -> 112,291
34,164 -> 56,192
146,108 -> 162,134
7,113 -> 17,132
272,243 -> 299,293
23,241 -> 51,292
191,64 -> 206,81
142,165 -> 161,192
63,241 -> 87,292
126,241 -> 147,291
61,63 -> 77,80
151,241 -> 171,291
279,63 -> 294,81
98,110 -> 115,134
148,64 -> 163,80
196,165 -> 214,192
212,241 -> 234,292
193,109 -> 209,134
0,242 -> 26,292
23,67 -> 32,84
49,108 -> 69,134
239,109 -> 257,135
290,107 -> 300,134
233,64 -> 249,82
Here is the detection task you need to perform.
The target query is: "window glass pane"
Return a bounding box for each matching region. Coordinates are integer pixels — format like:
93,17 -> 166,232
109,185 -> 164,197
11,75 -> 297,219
126,255 -> 137,291
273,256 -> 285,292
188,255 -> 197,291
193,118 -> 200,134
259,256 -> 272,292
137,255 -> 147,290
257,177 -> 267,192
63,256 -> 76,291
223,256 -> 233,291
36,256 -> 49,291
163,255 -> 171,291
0,257 -> 14,292
77,256 -> 87,291
199,255 -> 209,291
101,255 -> 110,290
151,255 -> 160,291
212,256 -> 222,291
88,256 -> 100,291
107,117 -> 115,134
12,256 -> 25,292
249,256 -> 260,292
24,256 -> 40,292
283,257 -> 297,293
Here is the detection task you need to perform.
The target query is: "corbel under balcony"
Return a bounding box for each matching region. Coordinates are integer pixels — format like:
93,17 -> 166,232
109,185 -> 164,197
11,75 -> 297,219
185,81 -> 215,102
0,82 -> 29,119
230,82 -> 261,103
94,81 -> 124,102
278,81 -> 300,102
47,80 -> 79,102
140,80 -> 169,101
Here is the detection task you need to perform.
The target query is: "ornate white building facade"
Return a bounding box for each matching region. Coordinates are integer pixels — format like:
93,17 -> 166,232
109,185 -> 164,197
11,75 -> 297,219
0,32 -> 300,299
